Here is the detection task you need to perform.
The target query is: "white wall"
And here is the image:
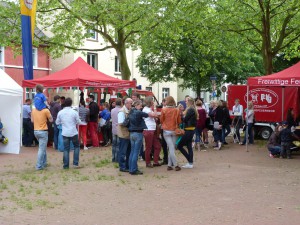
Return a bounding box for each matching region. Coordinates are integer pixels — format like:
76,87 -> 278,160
48,89 -> 81,106
51,53 -> 75,73
0,95 -> 22,154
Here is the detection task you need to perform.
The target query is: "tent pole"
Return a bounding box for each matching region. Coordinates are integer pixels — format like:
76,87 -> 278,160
77,86 -> 80,107
246,85 -> 249,152
21,87 -> 25,147
282,87 -> 284,121
77,86 -> 80,143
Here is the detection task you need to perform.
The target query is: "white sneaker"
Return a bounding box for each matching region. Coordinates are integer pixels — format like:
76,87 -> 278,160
182,163 -> 193,169
218,142 -> 222,150
83,146 -> 88,150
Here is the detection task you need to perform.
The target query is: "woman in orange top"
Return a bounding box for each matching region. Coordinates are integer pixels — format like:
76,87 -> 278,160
160,96 -> 182,171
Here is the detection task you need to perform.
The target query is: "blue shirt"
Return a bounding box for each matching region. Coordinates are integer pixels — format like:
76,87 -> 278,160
0,122 -> 3,135
34,93 -> 47,111
99,109 -> 111,121
56,107 -> 80,137
23,104 -> 31,119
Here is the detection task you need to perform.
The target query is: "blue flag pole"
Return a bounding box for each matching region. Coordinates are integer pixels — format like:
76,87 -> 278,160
21,15 -> 33,80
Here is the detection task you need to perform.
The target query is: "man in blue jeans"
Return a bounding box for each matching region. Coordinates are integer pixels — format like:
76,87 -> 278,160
128,100 -> 155,175
117,98 -> 133,172
31,105 -> 53,170
56,98 -> 80,169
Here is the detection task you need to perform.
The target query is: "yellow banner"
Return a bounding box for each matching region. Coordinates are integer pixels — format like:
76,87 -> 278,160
20,0 -> 37,42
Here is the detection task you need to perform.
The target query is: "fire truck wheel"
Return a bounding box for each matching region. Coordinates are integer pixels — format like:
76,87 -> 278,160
260,127 -> 272,140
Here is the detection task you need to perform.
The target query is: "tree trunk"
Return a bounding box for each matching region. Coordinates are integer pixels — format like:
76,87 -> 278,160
260,1 -> 273,75
196,82 -> 201,98
117,30 -> 131,80
262,48 -> 273,75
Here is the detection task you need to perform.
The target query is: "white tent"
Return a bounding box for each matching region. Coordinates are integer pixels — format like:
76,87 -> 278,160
0,69 -> 23,154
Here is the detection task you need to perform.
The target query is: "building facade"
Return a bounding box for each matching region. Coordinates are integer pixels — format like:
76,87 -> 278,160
50,33 -> 179,103
0,46 -> 51,98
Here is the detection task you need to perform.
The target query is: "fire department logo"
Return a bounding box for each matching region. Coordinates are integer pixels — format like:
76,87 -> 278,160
24,0 -> 33,10
244,88 -> 278,109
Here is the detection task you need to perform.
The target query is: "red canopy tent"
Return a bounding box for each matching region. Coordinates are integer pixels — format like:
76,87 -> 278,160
248,61 -> 300,86
236,62 -> 300,150
22,57 -> 136,88
246,61 -> 300,122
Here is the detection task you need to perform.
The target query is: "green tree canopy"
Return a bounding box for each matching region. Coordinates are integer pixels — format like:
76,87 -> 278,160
137,0 -> 264,96
215,0 -> 300,75
0,0 -> 180,80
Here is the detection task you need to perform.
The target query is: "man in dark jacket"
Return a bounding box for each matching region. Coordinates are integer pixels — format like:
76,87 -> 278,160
50,95 -> 61,150
279,121 -> 300,159
88,95 -> 100,147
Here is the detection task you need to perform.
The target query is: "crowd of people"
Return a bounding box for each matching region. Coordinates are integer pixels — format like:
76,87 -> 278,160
267,108 -> 300,159
21,85 -> 300,172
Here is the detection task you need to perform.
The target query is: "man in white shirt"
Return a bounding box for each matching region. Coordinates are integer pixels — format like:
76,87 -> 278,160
56,98 -> 80,169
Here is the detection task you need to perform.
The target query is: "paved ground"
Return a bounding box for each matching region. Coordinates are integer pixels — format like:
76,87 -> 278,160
0,141 -> 300,225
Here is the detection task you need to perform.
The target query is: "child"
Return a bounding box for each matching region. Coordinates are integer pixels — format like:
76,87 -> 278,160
0,117 -> 3,137
0,117 -> 8,144
279,121 -> 300,159
34,84 -> 49,110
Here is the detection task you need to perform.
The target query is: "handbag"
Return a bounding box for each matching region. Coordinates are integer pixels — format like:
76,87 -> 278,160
213,121 -> 221,130
175,128 -> 185,136
99,118 -> 107,127
175,122 -> 185,136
